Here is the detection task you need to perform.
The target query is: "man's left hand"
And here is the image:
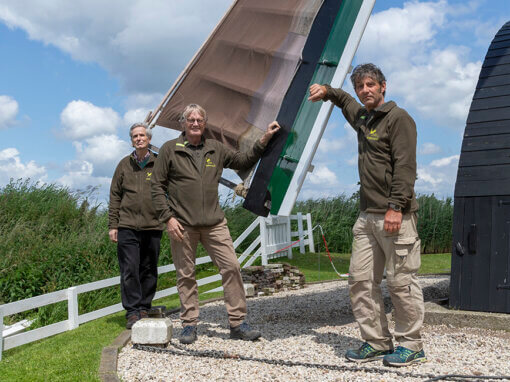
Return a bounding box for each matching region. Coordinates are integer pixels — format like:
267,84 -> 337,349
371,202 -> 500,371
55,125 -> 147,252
260,121 -> 281,145
384,209 -> 402,233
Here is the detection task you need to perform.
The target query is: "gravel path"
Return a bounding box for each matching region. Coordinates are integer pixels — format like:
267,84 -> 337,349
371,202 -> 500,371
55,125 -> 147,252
117,276 -> 510,381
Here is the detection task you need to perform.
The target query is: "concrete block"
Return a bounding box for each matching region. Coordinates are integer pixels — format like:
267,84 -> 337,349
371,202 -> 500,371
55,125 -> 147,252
131,318 -> 172,345
424,301 -> 510,332
244,283 -> 255,297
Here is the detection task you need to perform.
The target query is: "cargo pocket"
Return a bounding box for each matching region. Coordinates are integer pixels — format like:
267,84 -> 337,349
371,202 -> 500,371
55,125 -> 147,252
392,236 -> 421,286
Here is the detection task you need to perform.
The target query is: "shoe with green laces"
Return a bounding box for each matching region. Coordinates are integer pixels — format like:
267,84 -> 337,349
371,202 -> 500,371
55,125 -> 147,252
179,325 -> 197,344
345,342 -> 393,363
383,346 -> 427,367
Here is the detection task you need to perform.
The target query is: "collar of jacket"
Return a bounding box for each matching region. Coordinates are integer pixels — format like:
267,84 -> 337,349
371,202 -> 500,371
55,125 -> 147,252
129,150 -> 157,164
175,132 -> 215,153
372,100 -> 396,116
359,100 -> 397,122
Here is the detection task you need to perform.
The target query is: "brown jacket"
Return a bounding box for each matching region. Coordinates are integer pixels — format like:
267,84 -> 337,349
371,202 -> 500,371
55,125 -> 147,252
108,151 -> 164,231
151,133 -> 265,227
324,85 -> 418,213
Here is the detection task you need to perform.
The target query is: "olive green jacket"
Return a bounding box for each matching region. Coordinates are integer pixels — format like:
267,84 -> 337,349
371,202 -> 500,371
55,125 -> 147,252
324,85 -> 418,213
151,133 -> 265,227
108,151 -> 164,231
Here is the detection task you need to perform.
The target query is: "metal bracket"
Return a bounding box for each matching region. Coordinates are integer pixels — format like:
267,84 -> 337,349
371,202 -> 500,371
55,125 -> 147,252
319,60 -> 338,67
455,242 -> 465,256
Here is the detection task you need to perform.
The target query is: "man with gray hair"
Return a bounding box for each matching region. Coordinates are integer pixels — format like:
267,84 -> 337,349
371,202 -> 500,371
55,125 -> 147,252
309,63 -> 426,367
151,104 -> 280,344
109,122 -> 164,329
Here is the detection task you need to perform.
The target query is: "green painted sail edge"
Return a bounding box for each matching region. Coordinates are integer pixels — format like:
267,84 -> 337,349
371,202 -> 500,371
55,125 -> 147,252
268,0 -> 364,214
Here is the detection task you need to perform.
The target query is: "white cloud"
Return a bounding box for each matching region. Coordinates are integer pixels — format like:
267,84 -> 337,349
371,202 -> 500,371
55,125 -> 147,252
58,159 -> 111,201
0,95 -> 19,129
317,138 -> 346,153
0,1 -> 231,95
415,154 -> 460,195
430,154 -> 460,167
419,142 -> 441,155
0,147 -> 47,186
308,165 -> 338,186
61,100 -> 121,140
124,108 -> 150,127
388,48 -> 480,126
357,1 -> 481,128
358,0 -> 447,67
73,134 -> 131,177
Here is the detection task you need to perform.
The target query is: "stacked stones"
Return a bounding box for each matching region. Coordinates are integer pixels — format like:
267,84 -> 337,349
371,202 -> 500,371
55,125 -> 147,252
241,263 -> 305,296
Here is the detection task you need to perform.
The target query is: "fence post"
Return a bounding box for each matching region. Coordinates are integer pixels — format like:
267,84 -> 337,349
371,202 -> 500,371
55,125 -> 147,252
306,213 -> 315,253
260,216 -> 268,265
0,309 -> 4,361
297,212 -> 305,254
67,287 -> 79,330
286,215 -> 293,259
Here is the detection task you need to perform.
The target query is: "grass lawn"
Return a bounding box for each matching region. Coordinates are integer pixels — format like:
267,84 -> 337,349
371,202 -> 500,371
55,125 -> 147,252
0,251 -> 451,381
268,250 -> 451,282
0,283 -> 223,382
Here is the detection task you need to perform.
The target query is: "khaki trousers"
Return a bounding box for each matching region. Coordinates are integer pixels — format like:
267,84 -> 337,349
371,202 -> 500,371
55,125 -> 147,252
349,212 -> 424,351
170,218 -> 246,327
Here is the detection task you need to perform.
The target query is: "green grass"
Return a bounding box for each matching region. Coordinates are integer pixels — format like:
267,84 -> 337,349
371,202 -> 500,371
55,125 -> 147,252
0,281 -> 223,382
267,251 -> 452,282
0,251 -> 451,381
419,253 -> 452,274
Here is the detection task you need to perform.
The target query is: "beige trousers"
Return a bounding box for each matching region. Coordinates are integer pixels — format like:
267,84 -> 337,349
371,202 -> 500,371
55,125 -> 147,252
349,212 -> 424,351
170,218 -> 246,327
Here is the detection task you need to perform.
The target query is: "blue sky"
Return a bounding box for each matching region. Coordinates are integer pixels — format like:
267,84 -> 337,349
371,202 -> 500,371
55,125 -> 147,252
1,0 -> 509,205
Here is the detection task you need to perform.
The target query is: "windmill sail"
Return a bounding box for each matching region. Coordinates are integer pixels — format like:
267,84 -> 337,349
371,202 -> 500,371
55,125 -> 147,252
147,0 -> 375,216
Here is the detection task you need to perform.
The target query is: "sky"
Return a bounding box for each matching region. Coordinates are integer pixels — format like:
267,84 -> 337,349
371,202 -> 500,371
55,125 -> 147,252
1,0 -> 509,206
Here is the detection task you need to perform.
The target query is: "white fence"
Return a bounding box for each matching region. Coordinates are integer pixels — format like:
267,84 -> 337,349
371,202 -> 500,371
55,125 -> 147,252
0,213 -> 314,360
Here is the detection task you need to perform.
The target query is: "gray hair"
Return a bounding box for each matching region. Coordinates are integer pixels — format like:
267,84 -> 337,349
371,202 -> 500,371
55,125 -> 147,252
129,122 -> 152,139
179,104 -> 207,124
350,63 -> 386,96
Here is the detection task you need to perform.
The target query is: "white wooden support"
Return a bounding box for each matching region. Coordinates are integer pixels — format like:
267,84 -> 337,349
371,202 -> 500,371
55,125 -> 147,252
297,212 -> 305,254
286,215 -> 293,259
306,213 -> 315,253
260,217 -> 268,265
67,287 -> 79,330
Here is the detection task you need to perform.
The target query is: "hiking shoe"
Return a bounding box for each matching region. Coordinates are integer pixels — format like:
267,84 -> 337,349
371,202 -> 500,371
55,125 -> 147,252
179,325 -> 197,344
126,313 -> 140,329
383,346 -> 427,367
345,342 -> 393,363
230,322 -> 261,341
139,310 -> 149,319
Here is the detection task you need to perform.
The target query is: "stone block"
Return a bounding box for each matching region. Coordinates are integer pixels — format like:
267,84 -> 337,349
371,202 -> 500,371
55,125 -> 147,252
244,283 -> 255,297
131,318 -> 172,345
264,264 -> 282,269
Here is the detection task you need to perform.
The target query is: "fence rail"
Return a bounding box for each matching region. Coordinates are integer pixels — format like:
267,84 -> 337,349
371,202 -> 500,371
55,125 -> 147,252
0,213 -> 314,360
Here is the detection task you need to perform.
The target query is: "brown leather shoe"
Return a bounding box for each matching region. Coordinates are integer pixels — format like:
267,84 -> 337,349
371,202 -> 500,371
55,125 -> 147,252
140,310 -> 149,319
126,314 -> 140,329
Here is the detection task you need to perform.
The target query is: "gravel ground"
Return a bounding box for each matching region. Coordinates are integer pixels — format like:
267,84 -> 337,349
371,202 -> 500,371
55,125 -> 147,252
117,276 -> 510,381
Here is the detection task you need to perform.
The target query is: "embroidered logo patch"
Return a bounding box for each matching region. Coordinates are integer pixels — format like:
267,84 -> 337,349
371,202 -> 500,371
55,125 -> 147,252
146,172 -> 152,181
205,158 -> 216,167
367,128 -> 379,141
